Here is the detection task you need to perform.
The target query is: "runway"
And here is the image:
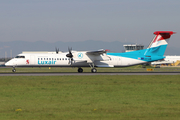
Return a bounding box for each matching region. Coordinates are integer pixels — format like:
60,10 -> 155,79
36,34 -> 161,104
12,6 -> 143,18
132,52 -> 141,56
1,72 -> 180,76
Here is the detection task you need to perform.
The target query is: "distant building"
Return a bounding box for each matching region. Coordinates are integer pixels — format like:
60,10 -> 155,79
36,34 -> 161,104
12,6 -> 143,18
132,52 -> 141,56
0,62 -> 5,66
123,44 -> 144,52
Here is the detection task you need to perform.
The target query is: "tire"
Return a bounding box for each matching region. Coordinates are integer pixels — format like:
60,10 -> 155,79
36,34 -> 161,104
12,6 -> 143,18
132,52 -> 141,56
12,69 -> 16,72
78,68 -> 83,73
91,68 -> 97,73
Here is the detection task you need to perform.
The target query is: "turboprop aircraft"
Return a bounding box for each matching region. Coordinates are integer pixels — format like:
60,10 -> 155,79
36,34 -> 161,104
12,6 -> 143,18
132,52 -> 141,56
5,31 -> 175,73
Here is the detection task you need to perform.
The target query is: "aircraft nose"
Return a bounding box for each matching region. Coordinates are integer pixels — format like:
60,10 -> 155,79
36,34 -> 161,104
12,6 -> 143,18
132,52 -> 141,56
5,61 -> 9,66
5,61 -> 11,67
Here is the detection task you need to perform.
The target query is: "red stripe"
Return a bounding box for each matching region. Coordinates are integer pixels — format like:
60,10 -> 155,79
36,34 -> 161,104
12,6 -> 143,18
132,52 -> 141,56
154,31 -> 175,35
152,31 -> 175,43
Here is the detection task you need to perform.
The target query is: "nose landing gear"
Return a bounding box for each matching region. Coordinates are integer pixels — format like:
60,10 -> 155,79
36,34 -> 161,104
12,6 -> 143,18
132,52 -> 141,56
12,67 -> 16,72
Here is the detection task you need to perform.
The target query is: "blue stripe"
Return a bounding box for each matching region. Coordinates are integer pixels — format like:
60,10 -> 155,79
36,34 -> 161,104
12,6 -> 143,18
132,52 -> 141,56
107,45 -> 167,62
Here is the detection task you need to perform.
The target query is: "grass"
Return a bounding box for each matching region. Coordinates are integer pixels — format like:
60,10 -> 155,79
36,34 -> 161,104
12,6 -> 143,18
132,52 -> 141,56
0,75 -> 180,119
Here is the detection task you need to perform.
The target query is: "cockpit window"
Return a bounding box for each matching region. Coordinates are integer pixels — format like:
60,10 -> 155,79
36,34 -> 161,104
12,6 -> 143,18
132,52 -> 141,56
15,56 -> 25,58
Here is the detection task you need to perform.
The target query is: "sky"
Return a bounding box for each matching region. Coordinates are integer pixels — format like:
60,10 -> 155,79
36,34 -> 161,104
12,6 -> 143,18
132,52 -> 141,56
0,0 -> 180,48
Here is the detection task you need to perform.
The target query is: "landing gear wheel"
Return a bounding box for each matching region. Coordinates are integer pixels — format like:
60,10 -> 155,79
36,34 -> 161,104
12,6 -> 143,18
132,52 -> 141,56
78,68 -> 83,73
91,68 -> 97,73
12,68 -> 16,72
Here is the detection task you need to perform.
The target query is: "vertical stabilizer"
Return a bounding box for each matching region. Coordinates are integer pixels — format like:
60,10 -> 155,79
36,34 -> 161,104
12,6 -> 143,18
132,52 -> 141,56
144,31 -> 175,56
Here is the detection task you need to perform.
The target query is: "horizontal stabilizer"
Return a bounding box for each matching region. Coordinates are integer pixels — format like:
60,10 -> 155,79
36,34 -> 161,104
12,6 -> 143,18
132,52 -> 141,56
153,31 -> 175,35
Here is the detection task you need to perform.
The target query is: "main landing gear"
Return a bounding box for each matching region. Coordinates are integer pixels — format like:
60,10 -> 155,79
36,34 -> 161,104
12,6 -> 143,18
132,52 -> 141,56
89,63 -> 97,73
77,66 -> 97,73
91,68 -> 97,73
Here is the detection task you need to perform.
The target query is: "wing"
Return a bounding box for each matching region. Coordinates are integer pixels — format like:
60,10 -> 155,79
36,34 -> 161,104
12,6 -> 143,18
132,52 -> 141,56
86,49 -> 106,55
72,49 -> 110,64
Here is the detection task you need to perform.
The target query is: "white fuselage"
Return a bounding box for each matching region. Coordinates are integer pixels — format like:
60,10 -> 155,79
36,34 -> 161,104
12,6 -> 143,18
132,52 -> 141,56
5,52 -> 147,68
5,31 -> 175,73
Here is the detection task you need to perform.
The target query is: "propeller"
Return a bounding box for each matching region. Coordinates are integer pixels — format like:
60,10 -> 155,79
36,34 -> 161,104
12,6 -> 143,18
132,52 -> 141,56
55,47 -> 59,54
66,47 -> 73,65
66,47 -> 73,58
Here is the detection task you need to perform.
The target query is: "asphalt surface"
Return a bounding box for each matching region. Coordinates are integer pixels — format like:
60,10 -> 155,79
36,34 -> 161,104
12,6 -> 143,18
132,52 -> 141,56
0,72 -> 180,76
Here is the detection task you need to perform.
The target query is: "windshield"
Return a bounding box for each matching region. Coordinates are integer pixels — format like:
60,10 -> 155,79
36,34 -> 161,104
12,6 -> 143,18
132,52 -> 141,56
15,56 -> 25,58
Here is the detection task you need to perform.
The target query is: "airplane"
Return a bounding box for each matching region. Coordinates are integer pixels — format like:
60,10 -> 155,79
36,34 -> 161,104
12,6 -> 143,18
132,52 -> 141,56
5,31 -> 175,73
151,55 -> 180,67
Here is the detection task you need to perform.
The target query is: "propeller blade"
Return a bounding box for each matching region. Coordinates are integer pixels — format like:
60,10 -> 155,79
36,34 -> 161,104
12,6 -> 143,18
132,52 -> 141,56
66,47 -> 73,58
55,47 -> 59,54
66,47 -> 74,65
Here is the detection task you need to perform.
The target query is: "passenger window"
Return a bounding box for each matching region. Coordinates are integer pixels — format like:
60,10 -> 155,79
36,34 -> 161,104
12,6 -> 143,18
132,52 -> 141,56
41,58 -> 43,60
38,58 -> 40,60
57,58 -> 59,60
52,58 -> 53,60
62,58 -> 64,60
60,58 -> 61,60
49,58 -> 51,60
65,58 -> 67,60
